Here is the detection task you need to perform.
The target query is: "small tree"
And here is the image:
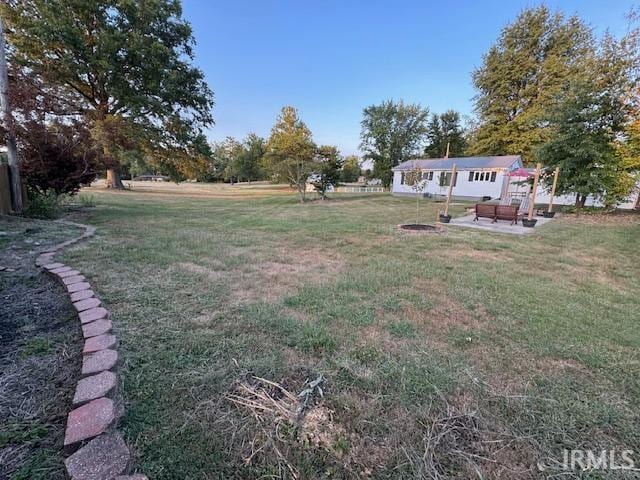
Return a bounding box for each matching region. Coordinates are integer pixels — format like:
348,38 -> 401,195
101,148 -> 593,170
263,106 -> 316,203
404,166 -> 429,225
340,155 -> 361,183
310,145 -> 342,199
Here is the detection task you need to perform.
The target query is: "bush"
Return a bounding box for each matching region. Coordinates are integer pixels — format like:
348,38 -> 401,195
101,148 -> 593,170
20,123 -> 100,196
23,190 -> 62,219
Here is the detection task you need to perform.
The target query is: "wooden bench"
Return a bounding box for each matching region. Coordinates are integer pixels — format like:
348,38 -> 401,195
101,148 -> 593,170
474,204 -> 497,222
495,205 -> 518,225
474,204 -> 519,225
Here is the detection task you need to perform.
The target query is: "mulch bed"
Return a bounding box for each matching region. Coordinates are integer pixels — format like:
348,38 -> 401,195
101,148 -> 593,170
0,223 -> 81,480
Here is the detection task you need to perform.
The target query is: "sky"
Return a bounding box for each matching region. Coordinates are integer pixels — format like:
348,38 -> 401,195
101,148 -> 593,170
182,0 -> 637,155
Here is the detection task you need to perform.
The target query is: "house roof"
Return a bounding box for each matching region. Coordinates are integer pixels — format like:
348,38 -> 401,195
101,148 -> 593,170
392,155 -> 521,172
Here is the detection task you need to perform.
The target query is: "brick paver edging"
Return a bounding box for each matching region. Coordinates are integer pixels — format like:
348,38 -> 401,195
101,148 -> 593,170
35,220 -> 147,480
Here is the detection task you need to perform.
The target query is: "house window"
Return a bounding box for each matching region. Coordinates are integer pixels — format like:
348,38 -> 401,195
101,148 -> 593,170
439,171 -> 457,187
400,172 -> 405,185
469,171 -> 497,182
422,171 -> 433,181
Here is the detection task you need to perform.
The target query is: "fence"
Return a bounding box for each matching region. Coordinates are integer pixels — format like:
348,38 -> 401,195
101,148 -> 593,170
0,164 -> 28,214
0,164 -> 11,214
335,186 -> 386,193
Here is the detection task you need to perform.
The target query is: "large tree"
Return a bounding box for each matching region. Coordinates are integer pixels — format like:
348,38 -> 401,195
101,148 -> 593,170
360,100 -> 429,188
469,6 -> 592,164
537,30 -> 639,208
1,0 -> 214,188
263,106 -> 316,203
424,110 -> 467,158
225,133 -> 266,183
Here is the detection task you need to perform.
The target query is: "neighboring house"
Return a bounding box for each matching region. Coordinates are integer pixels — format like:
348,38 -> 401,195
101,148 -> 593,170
391,155 -> 640,209
392,156 -> 522,201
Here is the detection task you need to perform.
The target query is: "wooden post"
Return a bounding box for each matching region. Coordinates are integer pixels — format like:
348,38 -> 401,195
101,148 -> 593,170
444,164 -> 457,217
527,163 -> 541,221
0,19 -> 22,213
548,167 -> 559,213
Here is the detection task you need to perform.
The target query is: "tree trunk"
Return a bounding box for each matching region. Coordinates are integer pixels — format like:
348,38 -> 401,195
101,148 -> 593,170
575,194 -> 586,209
106,168 -> 125,189
635,193 -> 640,210
0,19 -> 22,213
297,183 -> 305,203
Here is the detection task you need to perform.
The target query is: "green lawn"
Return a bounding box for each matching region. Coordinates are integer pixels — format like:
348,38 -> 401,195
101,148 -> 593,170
61,187 -> 640,479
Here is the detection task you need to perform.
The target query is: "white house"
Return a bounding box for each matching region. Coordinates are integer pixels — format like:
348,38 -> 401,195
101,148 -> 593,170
392,155 -> 640,209
392,156 -> 522,201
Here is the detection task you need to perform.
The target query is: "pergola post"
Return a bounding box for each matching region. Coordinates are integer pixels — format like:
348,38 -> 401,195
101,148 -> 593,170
444,164 -> 457,217
548,167 -> 560,213
527,163 -> 541,221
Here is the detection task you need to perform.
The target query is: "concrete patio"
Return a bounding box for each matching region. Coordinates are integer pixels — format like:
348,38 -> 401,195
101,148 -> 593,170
448,213 -> 555,235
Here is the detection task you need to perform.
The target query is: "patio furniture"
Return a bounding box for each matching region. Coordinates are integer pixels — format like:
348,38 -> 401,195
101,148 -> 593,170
474,204 -> 497,222
495,205 -> 519,225
474,204 -> 519,225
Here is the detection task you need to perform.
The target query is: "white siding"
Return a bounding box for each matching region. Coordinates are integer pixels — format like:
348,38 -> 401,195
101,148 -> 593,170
393,170 -> 640,209
392,169 -> 507,199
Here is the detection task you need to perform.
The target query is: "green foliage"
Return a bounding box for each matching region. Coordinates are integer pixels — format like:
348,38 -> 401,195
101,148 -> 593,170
224,133 -> 266,183
537,30 -> 639,207
469,6 -> 593,163
360,100 -> 429,187
23,190 -> 62,219
404,166 -> 429,224
2,0 -> 214,181
424,110 -> 467,158
340,155 -> 361,183
310,145 -> 343,199
263,106 -> 316,202
20,337 -> 54,357
387,321 -> 417,338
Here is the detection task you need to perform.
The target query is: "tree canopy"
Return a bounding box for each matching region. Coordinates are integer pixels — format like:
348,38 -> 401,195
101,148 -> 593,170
537,29 -> 640,207
360,100 -> 429,188
1,0 -> 214,187
263,106 -> 316,202
424,110 -> 467,158
469,6 -> 592,163
310,145 -> 342,199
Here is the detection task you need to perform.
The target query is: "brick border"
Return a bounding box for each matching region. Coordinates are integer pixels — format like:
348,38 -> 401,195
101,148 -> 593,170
35,220 -> 146,480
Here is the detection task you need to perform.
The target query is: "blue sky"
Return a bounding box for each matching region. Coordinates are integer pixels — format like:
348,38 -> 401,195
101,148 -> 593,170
182,0 -> 637,155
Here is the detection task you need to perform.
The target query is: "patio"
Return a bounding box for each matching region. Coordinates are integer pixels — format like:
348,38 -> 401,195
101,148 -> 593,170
448,213 -> 555,235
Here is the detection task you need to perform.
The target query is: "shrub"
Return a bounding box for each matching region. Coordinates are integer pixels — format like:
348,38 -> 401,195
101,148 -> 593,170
22,190 -> 62,219
20,123 -> 100,196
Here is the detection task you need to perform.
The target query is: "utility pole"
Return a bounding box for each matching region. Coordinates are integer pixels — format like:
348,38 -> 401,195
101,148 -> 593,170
0,18 -> 22,213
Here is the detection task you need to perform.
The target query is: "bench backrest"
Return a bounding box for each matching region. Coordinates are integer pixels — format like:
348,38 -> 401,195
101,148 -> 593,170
476,204 -> 496,215
495,205 -> 518,217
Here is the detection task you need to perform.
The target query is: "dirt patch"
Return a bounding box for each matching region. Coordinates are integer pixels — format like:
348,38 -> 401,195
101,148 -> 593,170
397,223 -> 444,235
0,219 -> 81,480
175,262 -> 225,281
224,374 -> 391,478
438,247 -> 512,262
177,246 -> 345,306
405,279 -> 492,332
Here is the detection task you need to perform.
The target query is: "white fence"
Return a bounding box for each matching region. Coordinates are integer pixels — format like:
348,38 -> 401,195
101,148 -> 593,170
335,186 -> 386,193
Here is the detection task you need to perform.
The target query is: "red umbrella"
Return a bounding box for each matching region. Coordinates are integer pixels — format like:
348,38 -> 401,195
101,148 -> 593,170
508,167 -> 534,177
